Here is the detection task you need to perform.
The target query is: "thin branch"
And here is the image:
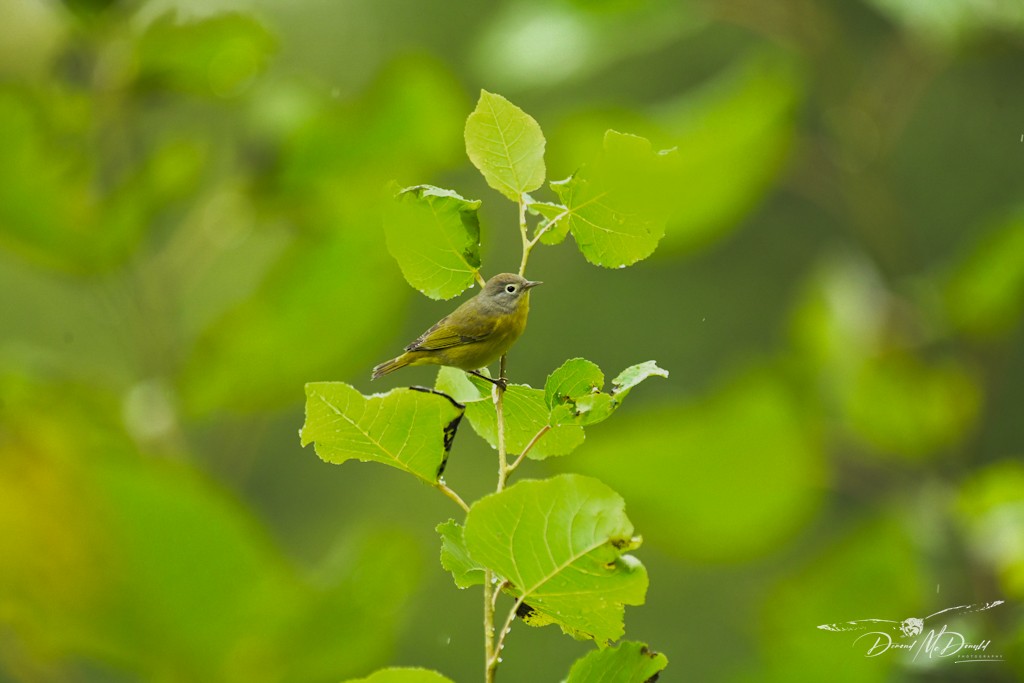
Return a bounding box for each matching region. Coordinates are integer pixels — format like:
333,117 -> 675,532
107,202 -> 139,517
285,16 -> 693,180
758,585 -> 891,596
485,352 -> 511,683
436,481 -> 470,513
517,198 -> 530,277
495,355 -> 509,492
508,425 -> 551,475
487,596 -> 525,676
483,569 -> 496,682
520,208 -> 569,275
491,579 -> 507,613
528,209 -> 568,248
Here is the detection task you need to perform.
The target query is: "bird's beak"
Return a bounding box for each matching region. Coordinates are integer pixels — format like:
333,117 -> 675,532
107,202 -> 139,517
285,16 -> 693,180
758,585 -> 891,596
524,280 -> 543,290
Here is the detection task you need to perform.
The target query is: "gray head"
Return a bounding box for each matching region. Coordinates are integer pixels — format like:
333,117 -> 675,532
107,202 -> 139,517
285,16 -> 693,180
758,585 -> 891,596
479,273 -> 542,314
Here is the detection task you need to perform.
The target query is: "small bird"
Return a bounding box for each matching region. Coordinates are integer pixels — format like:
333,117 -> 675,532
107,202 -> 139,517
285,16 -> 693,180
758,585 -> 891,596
372,273 -> 541,383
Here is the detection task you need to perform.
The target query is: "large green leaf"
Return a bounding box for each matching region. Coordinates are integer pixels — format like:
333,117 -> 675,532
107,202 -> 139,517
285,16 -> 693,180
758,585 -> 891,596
0,89 -> 150,273
842,354 -> 980,459
436,519 -> 486,589
552,131 -> 677,268
0,383 -> 420,682
465,90 -> 546,200
136,12 -> 276,97
757,515 -> 925,682
568,369 -> 823,562
565,641 -> 668,683
944,210 -> 1024,339
180,59 -> 464,416
383,185 -> 482,300
300,383 -> 464,484
464,474 -> 648,646
958,461 -> 1024,597
658,53 -> 799,252
864,0 -> 1024,43
547,52 -> 799,256
178,226 -> 407,416
344,668 -> 454,683
791,256 -> 982,460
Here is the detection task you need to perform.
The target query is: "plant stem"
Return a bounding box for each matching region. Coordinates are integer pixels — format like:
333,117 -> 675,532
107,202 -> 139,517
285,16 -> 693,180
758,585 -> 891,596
517,199 -> 530,277
483,568 -> 496,682
491,190 -> 549,679
484,353 -> 511,683
495,354 -> 509,492
507,425 -> 550,476
436,481 -> 469,513
489,597 -> 524,674
519,204 -> 567,276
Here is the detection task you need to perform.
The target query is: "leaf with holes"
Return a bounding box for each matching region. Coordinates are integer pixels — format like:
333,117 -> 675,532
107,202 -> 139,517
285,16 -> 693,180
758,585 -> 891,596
437,370 -> 585,459
383,184 -> 482,300
300,383 -> 464,484
343,669 -> 455,683
565,641 -> 668,683
463,474 -> 647,646
547,359 -> 668,427
465,90 -> 546,200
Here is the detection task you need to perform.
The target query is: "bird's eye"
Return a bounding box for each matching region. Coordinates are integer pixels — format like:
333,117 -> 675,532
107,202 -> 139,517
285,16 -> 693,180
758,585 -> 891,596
505,284 -> 517,293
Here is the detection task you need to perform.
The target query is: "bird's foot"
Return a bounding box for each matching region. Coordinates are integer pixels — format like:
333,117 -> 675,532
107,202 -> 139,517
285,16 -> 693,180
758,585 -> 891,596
468,370 -> 508,391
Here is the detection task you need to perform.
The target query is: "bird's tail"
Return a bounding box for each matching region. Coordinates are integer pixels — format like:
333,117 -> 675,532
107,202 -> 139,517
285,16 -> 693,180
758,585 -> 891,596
371,354 -> 409,380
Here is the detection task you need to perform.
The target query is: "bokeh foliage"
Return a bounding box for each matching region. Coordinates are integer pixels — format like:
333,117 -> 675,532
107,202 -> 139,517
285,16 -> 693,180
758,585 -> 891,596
1,1 -> 1022,682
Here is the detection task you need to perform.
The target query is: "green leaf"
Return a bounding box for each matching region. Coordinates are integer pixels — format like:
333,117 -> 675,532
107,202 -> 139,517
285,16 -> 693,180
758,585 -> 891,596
300,383 -> 464,484
611,360 -> 669,398
525,197 -> 571,245
136,12 -> 276,97
843,354 -> 980,460
759,515 -> 926,680
658,53 -> 799,252
571,369 -> 823,562
383,185 -> 482,300
944,210 -> 1024,339
0,89 -> 149,273
344,668 -> 455,683
463,474 -> 648,646
436,519 -> 486,589
0,383 -> 422,681
547,359 -> 668,427
958,461 -> 1024,595
545,358 -> 605,409
552,131 -> 678,268
465,90 -> 546,200
434,365 -> 487,404
864,0 -> 1024,44
180,61 -> 465,416
459,376 -> 586,459
442,361 -> 664,459
565,641 -> 668,683
178,225 -> 407,416
548,53 -> 799,256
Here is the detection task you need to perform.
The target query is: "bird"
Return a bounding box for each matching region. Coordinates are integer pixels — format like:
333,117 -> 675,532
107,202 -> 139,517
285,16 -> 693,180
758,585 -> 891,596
372,272 -> 542,384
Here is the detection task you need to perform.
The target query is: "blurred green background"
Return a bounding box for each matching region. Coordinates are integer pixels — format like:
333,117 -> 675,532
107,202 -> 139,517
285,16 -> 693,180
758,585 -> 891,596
1,0 -> 1023,681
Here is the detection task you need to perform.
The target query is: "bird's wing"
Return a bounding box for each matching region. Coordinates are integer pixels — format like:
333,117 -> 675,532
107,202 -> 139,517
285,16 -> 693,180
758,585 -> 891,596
406,313 -> 496,351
